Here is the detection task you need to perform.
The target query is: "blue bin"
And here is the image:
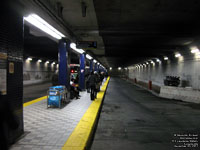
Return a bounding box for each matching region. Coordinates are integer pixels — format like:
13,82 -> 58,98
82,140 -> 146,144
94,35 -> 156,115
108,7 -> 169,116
48,95 -> 61,107
47,85 -> 66,108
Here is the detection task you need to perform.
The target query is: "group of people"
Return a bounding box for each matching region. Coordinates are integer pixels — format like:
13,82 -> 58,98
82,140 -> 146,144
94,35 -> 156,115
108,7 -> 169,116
86,71 -> 105,100
53,70 -> 107,101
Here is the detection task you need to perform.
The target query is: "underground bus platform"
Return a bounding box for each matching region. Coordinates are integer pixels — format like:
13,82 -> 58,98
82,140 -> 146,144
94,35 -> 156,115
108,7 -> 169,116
9,77 -> 200,150
2,1 -> 200,150
10,78 -> 110,150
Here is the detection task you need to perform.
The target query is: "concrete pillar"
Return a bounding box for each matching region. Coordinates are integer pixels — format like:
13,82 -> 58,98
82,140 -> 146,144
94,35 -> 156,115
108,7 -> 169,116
97,64 -> 100,72
95,63 -> 97,71
58,39 -> 70,88
79,53 -> 85,90
90,59 -> 93,72
1,0 -> 24,143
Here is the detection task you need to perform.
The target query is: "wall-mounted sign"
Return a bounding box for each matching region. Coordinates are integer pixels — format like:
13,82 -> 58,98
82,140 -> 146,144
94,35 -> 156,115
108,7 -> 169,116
9,62 -> 14,74
0,52 -> 7,95
76,41 -> 97,49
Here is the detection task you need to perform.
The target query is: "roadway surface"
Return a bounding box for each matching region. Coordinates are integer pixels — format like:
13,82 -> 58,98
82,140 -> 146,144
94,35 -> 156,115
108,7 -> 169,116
91,78 -> 200,150
23,82 -> 52,103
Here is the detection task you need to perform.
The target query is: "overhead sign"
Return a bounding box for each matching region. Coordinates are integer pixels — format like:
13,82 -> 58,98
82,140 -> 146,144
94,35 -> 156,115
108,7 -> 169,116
76,41 -> 97,49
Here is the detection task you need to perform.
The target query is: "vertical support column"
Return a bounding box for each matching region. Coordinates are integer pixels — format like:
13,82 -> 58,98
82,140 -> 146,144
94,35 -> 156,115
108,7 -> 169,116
94,63 -> 97,71
90,59 -> 93,72
1,0 -> 24,143
100,66 -> 102,72
79,53 -> 85,90
97,64 -> 99,72
58,39 -> 69,87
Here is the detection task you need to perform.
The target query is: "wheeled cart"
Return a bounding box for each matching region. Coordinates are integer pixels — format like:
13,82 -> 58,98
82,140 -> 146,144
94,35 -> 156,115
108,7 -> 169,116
47,85 -> 68,108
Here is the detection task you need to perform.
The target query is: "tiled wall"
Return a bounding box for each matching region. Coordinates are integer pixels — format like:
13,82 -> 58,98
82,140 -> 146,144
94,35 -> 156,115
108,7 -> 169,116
0,0 -> 24,143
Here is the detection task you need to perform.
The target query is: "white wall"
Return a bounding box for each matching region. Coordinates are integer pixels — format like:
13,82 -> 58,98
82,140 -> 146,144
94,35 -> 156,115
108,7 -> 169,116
23,58 -> 58,85
128,54 -> 200,90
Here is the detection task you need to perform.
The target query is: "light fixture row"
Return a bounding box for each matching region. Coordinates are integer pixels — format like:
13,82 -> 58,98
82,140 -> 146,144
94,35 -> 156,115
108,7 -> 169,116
26,57 -> 57,65
24,13 -> 106,70
70,43 -> 105,69
134,47 -> 200,69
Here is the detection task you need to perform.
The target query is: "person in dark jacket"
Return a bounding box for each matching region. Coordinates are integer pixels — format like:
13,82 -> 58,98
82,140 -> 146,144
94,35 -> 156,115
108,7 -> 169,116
85,73 -> 90,93
95,71 -> 101,93
70,78 -> 80,99
0,92 -> 19,150
88,71 -> 97,100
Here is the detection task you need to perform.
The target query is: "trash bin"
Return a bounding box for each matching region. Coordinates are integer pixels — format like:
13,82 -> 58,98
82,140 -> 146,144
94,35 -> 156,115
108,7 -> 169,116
47,85 -> 67,108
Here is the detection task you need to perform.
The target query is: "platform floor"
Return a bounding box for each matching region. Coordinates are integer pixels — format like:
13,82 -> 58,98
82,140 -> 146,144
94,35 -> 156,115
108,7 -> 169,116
11,91 -> 93,150
91,78 -> 200,150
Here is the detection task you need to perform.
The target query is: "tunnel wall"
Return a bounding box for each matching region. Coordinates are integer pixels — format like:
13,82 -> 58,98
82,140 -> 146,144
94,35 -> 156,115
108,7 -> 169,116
128,54 -> 200,92
23,58 -> 58,86
108,68 -> 128,78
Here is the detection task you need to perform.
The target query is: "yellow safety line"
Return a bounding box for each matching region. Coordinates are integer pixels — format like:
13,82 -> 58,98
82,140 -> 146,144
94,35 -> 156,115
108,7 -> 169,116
23,96 -> 47,107
62,77 -> 110,150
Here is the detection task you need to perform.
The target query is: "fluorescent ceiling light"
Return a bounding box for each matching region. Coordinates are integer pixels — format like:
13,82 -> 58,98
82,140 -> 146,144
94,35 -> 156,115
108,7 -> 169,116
118,67 -> 121,70
175,53 -> 181,57
164,57 -> 168,60
70,43 -> 85,54
52,62 -> 55,65
38,59 -> 42,62
27,58 -> 32,61
191,48 -> 200,54
24,14 -> 65,40
93,59 -> 97,63
146,62 -> 149,65
109,67 -> 112,70
86,54 -> 93,60
46,61 -> 49,64
156,59 -> 160,62
151,61 -> 154,64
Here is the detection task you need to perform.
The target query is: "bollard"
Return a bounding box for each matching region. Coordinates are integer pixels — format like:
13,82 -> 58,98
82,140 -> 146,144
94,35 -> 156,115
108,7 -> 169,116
149,80 -> 152,90
134,78 -> 137,84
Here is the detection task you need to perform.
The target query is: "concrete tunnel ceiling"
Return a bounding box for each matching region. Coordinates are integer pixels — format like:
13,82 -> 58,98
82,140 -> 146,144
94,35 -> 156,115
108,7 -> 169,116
93,0 -> 200,67
58,0 -> 107,66
24,25 -> 80,64
22,0 -> 200,68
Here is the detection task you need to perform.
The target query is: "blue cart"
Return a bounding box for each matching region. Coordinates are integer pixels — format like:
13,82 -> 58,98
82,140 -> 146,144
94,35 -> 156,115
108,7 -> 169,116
47,85 -> 67,108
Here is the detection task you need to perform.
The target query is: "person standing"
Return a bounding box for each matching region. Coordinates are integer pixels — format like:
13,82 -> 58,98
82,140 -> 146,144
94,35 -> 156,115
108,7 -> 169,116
88,71 -> 97,100
85,73 -> 90,93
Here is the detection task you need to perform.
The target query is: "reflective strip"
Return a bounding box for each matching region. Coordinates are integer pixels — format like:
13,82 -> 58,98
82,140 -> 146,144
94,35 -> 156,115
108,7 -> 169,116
62,77 -> 110,150
23,96 -> 47,107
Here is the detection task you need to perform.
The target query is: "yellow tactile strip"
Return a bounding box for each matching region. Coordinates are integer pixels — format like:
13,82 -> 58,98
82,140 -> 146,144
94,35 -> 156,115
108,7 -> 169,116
62,77 -> 110,150
23,96 -> 47,107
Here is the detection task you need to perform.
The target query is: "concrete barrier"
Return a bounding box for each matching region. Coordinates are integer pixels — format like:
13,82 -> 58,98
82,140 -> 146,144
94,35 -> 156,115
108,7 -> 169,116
159,86 -> 200,103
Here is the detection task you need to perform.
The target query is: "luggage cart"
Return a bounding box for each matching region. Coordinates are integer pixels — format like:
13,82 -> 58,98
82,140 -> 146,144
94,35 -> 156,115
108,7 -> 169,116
47,85 -> 67,108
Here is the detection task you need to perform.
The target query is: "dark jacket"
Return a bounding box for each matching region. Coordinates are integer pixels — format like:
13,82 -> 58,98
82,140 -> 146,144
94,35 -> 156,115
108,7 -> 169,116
88,74 -> 97,87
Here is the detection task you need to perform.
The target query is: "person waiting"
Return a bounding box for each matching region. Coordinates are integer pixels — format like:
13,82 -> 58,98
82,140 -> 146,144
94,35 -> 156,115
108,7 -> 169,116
88,71 -> 97,100
70,79 -> 80,99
